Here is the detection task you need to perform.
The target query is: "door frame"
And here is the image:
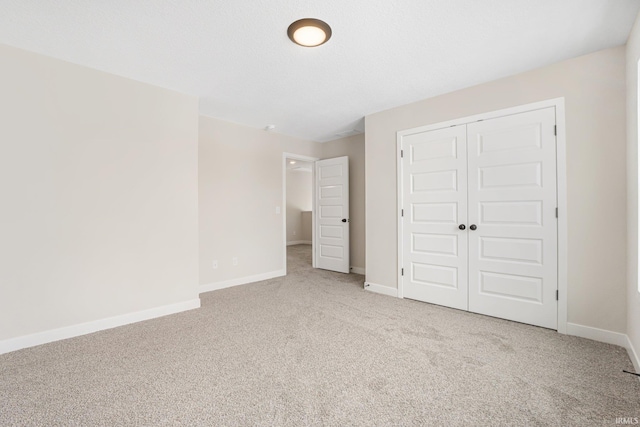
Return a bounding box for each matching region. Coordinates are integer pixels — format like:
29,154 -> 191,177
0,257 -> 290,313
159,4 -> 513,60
283,152 -> 319,274
396,97 -> 568,334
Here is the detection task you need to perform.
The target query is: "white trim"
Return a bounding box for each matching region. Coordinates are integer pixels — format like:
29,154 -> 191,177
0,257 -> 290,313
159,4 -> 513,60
283,153 -> 319,274
199,269 -> 285,294
396,130 -> 404,299
566,323 -> 628,347
627,336 -> 640,374
287,240 -> 312,246
567,324 -> 640,376
364,282 -> 399,298
396,98 -> 567,136
350,266 -> 366,275
555,100 -> 568,334
0,298 -> 201,355
396,98 -> 568,332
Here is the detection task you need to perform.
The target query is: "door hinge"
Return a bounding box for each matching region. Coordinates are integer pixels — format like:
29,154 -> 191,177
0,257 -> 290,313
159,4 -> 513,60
555,207 -> 558,218
401,268 -> 404,276
554,125 -> 557,136
556,290 -> 559,301
400,149 -> 404,158
401,209 -> 404,217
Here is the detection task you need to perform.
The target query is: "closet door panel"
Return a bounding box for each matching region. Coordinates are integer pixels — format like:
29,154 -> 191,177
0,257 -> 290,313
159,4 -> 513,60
467,107 -> 558,329
401,126 -> 468,310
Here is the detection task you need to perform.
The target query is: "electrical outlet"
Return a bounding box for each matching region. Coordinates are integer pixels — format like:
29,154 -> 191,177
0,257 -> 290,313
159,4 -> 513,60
232,257 -> 238,266
212,260 -> 218,269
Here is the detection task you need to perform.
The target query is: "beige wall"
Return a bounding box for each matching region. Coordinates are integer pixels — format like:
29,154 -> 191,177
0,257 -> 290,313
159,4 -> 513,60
301,211 -> 312,242
0,44 -> 200,341
199,117 -> 366,285
199,116 -> 320,284
365,46 -> 627,333
626,11 -> 640,367
286,168 -> 312,243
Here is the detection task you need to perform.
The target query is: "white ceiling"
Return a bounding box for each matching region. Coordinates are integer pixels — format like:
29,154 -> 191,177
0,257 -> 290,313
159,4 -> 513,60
1,0 -> 639,142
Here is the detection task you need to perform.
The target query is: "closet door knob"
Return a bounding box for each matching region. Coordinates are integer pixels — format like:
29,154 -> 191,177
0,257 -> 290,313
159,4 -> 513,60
458,224 -> 466,230
470,224 -> 477,230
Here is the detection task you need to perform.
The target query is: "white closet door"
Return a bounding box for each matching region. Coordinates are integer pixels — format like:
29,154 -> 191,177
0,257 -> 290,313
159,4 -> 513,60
315,156 -> 350,273
401,126 -> 468,310
466,108 -> 558,329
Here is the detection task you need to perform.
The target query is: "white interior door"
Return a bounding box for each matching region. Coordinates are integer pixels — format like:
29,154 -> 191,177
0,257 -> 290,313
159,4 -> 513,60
467,108 -> 558,329
315,156 -> 350,273
401,126 -> 469,310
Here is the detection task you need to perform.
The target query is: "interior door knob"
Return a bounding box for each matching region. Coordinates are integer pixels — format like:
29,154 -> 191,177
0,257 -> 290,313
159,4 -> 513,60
458,224 -> 466,230
470,224 -> 477,230
342,218 -> 349,223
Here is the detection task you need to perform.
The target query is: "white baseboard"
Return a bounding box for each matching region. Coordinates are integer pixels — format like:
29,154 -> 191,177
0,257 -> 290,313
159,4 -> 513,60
566,322 -> 628,347
627,335 -> 640,374
364,282 -> 398,298
0,298 -> 201,355
350,266 -> 365,275
199,269 -> 285,294
287,240 -> 312,246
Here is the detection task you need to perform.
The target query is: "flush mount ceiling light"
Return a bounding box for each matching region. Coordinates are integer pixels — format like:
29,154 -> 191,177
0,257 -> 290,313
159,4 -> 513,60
287,18 -> 332,47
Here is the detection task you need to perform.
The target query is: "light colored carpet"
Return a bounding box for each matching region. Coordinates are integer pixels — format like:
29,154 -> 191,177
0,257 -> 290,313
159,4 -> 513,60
1,244 -> 639,426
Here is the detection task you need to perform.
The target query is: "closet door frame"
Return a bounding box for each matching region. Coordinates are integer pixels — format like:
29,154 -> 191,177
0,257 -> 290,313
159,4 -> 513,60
396,97 -> 567,334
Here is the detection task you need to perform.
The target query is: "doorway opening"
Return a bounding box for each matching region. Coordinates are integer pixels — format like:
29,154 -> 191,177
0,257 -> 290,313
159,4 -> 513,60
283,153 -> 318,274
